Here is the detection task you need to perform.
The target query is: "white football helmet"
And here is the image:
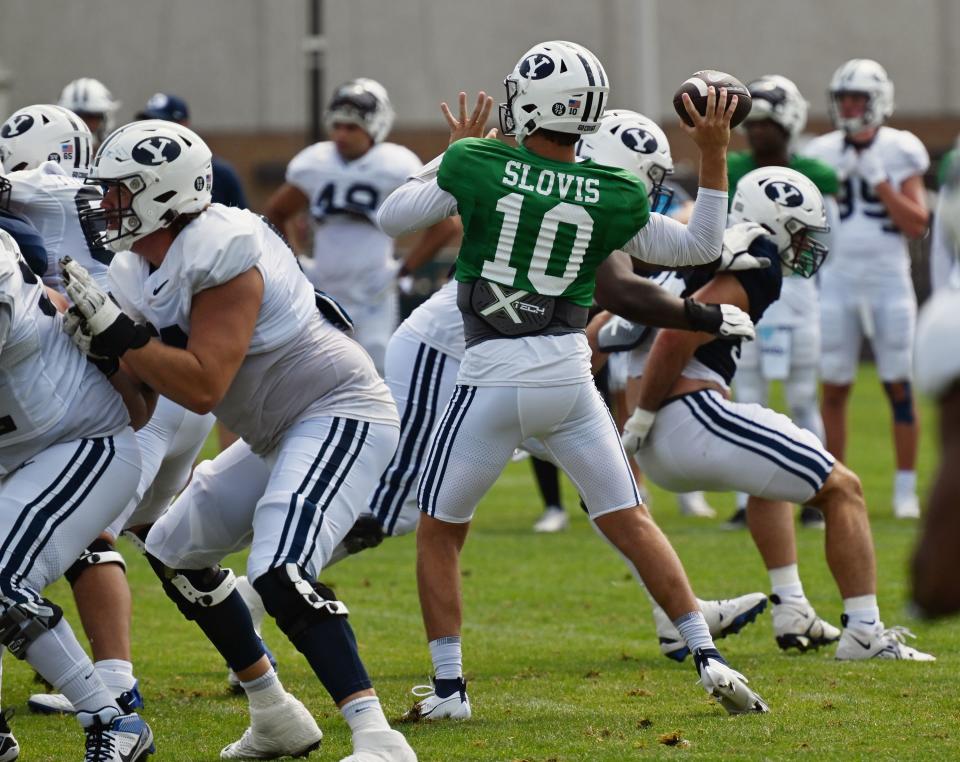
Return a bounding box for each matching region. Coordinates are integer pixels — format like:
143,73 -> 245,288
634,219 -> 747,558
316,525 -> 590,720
325,79 -> 395,143
576,110 -> 674,212
0,104 -> 93,177
58,78 -> 120,142
729,166 -> 829,277
499,40 -> 609,143
80,119 -> 212,252
828,59 -> 894,134
744,75 -> 808,139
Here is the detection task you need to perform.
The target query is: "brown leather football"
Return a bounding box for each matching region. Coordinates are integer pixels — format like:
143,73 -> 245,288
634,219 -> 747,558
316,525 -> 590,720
673,70 -> 752,127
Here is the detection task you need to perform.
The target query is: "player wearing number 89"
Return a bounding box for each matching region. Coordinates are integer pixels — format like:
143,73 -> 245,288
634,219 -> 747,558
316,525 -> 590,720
802,60 -> 930,519
379,40 -> 768,718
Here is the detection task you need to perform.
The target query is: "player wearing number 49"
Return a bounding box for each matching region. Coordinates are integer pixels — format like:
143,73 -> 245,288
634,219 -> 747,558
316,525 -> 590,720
379,39 -> 768,718
802,59 -> 930,519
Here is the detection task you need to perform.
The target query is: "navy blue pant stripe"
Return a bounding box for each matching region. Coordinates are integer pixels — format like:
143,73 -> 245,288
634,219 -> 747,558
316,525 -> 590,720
417,385 -> 469,517
271,419 -> 342,569
298,421 -> 370,568
682,396 -> 821,493
425,386 -> 476,518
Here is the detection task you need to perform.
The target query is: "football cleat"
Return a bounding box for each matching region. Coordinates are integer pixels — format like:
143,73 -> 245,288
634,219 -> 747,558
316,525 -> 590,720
655,593 -> 768,662
220,693 -> 322,759
676,492 -> 716,518
28,681 -> 144,716
722,507 -> 748,530
0,708 -> 19,762
835,619 -> 935,661
402,678 -> 471,722
771,595 -> 841,652
79,709 -> 155,762
893,493 -> 921,520
694,648 -> 769,715
338,729 -> 417,762
532,508 -> 569,533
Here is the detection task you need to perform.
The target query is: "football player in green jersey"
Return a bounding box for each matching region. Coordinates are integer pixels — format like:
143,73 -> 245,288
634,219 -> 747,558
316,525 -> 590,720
723,75 -> 840,530
379,40 -> 768,719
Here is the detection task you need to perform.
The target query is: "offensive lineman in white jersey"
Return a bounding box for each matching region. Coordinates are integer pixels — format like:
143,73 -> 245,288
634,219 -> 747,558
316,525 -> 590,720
0,105 -> 218,717
802,59 -> 930,518
64,119 -> 415,761
0,229 -> 154,761
266,79 -> 459,373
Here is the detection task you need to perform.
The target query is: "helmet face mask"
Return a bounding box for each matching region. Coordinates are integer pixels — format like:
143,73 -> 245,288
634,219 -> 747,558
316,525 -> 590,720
325,79 -> 395,143
783,217 -> 829,277
828,59 -> 894,134
79,174 -> 149,252
0,176 -> 10,211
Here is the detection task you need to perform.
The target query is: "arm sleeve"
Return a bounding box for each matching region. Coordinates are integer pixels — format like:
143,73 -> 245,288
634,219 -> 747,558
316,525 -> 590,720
376,177 -> 459,237
622,188 -> 727,266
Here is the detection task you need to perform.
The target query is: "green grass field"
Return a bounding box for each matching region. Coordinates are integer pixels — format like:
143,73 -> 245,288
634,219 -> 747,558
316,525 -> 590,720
4,364 -> 957,761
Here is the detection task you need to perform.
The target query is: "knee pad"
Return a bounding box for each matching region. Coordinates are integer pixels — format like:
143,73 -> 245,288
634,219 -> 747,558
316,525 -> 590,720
64,538 -> 126,586
145,552 -> 237,620
253,564 -> 348,641
883,382 -> 915,424
342,514 -> 385,554
0,598 -> 63,659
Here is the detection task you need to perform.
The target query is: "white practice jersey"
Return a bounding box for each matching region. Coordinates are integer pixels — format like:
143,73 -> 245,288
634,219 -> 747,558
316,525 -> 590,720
6,162 -> 113,292
286,141 -> 422,305
915,287 -> 960,398
396,279 -> 465,360
0,231 -> 128,475
803,127 -> 928,283
108,204 -> 398,455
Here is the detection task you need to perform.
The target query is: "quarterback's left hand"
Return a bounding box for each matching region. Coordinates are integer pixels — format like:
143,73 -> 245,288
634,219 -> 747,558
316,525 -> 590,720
441,91 -> 495,144
622,408 -> 657,455
857,146 -> 888,189
60,257 -> 152,358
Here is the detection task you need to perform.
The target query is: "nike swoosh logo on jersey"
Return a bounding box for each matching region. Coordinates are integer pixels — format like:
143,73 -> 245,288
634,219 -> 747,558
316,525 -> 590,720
152,280 -> 169,295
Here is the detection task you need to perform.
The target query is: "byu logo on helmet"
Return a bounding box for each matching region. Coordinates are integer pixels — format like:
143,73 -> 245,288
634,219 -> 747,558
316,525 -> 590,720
519,53 -> 555,80
1,114 -> 34,138
763,180 -> 803,207
621,127 -> 658,154
132,136 -> 182,166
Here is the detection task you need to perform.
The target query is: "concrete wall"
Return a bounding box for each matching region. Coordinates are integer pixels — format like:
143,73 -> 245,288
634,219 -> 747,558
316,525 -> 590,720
2,0 -> 958,133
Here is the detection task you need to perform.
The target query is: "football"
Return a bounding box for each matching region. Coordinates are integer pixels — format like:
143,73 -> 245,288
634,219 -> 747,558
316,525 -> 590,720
673,70 -> 752,127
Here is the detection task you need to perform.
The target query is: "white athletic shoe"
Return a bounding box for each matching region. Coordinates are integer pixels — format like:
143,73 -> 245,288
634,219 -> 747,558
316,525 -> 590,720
220,693 -> 323,759
532,508 -> 569,533
893,493 -> 921,519
770,595 -> 841,652
835,619 -> 936,661
339,729 -> 417,762
79,709 -> 155,762
676,491 -> 716,518
693,648 -> 769,715
654,593 -> 768,662
402,678 -> 471,722
0,708 -> 19,762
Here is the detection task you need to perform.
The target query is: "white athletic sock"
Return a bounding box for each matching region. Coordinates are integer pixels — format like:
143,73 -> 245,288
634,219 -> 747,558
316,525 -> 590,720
428,636 -> 462,680
894,470 -> 917,498
843,595 -> 880,630
28,620 -> 118,716
341,696 -> 390,735
673,611 -> 715,653
241,666 -> 286,710
94,659 -> 135,695
769,564 -> 806,601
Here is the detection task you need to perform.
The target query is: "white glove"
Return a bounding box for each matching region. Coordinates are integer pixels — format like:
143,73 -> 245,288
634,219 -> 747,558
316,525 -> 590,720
719,223 -> 772,272
621,408 -> 657,455
397,274 -> 415,295
857,146 -> 888,189
717,304 -> 755,341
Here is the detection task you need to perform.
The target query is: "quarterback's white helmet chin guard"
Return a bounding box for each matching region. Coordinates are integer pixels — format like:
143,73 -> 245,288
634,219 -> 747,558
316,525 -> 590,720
576,109 -> 674,212
325,78 -> 395,143
499,40 -> 609,143
0,104 -> 93,178
81,119 -> 213,252
730,166 -> 830,278
744,75 -> 809,140
828,58 -> 894,134
58,78 -> 121,142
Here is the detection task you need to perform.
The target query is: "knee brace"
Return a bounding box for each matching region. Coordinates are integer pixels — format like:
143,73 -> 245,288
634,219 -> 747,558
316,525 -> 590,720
342,514 -> 385,555
883,381 -> 915,424
0,598 -> 63,659
64,538 -> 126,586
253,564 -> 348,641
144,553 -> 236,620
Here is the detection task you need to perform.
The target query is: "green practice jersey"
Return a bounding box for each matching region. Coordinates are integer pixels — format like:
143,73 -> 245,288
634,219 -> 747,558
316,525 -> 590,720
727,151 -> 839,206
436,138 -> 650,307
938,148 -> 957,187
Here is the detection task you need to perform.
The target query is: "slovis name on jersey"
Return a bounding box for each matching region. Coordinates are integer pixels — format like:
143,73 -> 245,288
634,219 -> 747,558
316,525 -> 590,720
502,160 -> 601,204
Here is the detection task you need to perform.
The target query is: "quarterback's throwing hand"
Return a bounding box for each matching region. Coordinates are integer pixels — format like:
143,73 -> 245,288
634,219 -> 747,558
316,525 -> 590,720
441,91 -> 495,144
622,408 -> 657,455
680,85 -> 737,152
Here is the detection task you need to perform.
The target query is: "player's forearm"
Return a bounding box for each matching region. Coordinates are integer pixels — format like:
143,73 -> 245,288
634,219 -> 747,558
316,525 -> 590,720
875,183 -> 929,239
596,276 -> 688,328
109,367 -> 157,430
121,340 -> 228,415
402,217 -> 460,274
625,191 -> 726,267
634,330 -> 702,412
697,146 -> 729,193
